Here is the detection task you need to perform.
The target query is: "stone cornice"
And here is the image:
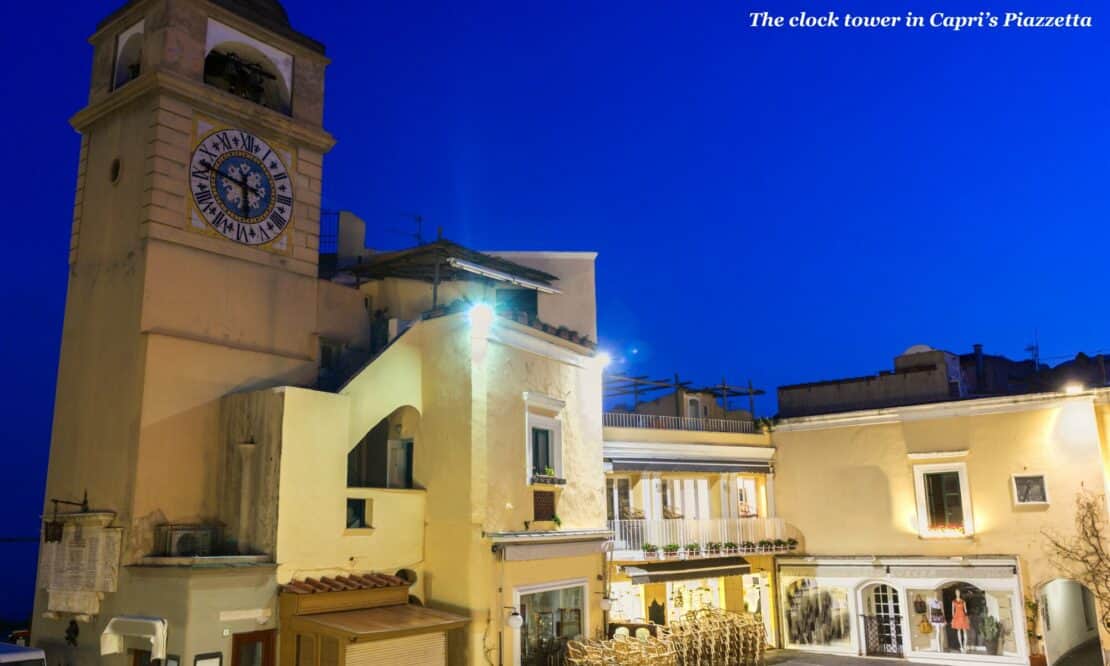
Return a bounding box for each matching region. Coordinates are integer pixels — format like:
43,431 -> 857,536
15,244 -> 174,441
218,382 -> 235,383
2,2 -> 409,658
70,70 -> 335,153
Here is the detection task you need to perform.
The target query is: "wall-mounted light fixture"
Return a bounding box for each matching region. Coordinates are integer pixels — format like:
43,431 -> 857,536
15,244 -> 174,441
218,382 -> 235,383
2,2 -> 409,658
504,606 -> 523,629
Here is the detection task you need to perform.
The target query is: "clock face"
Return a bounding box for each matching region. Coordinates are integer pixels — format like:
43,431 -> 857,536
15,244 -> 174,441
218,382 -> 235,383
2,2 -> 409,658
188,127 -> 293,246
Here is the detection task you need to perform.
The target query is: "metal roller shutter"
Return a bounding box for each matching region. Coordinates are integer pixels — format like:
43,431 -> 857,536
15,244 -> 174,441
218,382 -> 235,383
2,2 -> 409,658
344,632 -> 446,666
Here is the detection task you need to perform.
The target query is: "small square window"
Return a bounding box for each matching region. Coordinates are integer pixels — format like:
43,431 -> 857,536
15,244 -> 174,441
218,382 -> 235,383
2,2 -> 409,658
533,491 -> 556,522
1012,474 -> 1049,505
346,498 -> 372,529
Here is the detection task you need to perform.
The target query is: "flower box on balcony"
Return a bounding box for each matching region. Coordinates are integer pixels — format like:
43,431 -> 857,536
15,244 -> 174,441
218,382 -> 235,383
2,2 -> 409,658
530,474 -> 567,486
662,544 -> 682,558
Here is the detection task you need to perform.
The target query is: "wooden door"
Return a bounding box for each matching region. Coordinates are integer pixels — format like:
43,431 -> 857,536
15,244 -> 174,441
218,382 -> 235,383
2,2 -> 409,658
232,629 -> 275,666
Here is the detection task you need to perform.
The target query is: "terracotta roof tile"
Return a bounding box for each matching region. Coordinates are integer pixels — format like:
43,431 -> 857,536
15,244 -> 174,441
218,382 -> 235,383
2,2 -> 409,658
282,572 -> 410,594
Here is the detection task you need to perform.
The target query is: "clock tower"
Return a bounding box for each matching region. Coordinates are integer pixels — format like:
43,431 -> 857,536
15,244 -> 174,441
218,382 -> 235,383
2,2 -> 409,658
36,0 -> 333,659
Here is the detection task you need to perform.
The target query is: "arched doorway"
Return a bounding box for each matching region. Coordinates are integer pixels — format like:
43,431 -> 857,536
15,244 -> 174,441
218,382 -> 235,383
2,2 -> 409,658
860,583 -> 904,657
1039,579 -> 1104,666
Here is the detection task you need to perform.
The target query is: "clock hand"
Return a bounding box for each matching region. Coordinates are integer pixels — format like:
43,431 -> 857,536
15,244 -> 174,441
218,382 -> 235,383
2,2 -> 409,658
206,164 -> 262,196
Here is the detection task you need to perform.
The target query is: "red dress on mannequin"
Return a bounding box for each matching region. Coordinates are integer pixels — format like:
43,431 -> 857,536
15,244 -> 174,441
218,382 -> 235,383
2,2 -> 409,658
951,598 -> 970,630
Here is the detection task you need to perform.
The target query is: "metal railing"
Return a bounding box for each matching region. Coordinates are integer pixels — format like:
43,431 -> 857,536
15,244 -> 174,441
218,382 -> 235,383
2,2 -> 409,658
603,412 -> 757,434
608,517 -> 787,555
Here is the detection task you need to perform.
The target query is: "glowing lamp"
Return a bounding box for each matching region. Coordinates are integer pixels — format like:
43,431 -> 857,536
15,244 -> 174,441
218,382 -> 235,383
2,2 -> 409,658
468,302 -> 494,329
1063,382 -> 1084,395
599,597 -> 612,612
596,351 -> 612,369
505,608 -> 523,629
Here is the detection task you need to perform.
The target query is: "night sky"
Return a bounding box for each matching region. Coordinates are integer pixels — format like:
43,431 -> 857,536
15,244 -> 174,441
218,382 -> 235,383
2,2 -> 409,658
1,0 -> 1105,620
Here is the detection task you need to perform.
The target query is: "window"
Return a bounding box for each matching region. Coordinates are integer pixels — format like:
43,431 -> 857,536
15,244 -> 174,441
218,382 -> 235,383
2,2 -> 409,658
525,411 -> 562,480
346,498 -> 371,529
232,630 -> 275,666
913,463 -> 973,537
607,478 -> 631,520
112,21 -> 144,90
737,477 -> 758,517
1011,474 -> 1049,505
496,288 -> 538,320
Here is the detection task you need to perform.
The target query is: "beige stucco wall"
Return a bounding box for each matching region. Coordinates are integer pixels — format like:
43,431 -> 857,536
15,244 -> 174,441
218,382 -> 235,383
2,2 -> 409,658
773,395 -> 1110,656
491,252 -> 598,341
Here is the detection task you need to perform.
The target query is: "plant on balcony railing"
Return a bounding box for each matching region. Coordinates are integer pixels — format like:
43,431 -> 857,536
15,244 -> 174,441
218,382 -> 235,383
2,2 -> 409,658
684,543 -> 701,555
787,537 -> 798,551
742,541 -> 756,552
705,542 -> 722,554
723,541 -> 739,554
642,543 -> 659,557
662,543 -> 681,558
758,539 -> 774,551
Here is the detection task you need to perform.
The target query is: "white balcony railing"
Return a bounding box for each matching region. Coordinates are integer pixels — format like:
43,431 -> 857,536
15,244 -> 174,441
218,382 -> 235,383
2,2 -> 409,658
608,517 -> 788,558
603,412 -> 757,434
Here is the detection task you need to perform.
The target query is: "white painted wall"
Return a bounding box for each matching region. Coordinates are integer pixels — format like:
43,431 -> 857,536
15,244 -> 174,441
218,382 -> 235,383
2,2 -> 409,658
1041,579 -> 1100,665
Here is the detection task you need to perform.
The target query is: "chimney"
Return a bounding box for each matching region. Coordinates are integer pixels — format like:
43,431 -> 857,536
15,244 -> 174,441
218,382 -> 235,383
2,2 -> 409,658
973,344 -> 985,392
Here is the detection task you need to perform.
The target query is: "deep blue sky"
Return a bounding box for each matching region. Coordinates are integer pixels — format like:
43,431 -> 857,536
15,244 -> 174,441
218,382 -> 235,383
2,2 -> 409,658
1,0 -> 1106,619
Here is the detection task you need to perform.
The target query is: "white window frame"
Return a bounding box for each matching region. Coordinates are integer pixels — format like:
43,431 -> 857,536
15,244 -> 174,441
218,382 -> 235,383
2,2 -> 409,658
1011,473 -> 1050,506
525,412 -> 563,481
913,462 -> 974,538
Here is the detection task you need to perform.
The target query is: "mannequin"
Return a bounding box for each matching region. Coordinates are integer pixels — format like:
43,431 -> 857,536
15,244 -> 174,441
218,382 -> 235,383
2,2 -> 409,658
928,597 -> 947,650
951,589 -> 970,652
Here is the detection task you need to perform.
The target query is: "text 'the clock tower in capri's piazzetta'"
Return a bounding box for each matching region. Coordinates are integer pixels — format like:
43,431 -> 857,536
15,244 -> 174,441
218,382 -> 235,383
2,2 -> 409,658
36,0 -> 333,661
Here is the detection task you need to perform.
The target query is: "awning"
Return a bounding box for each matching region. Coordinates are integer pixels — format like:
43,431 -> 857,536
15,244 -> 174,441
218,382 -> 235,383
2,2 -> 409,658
487,528 -> 612,561
623,556 -> 750,584
100,616 -> 168,661
291,604 -> 468,643
609,459 -> 771,474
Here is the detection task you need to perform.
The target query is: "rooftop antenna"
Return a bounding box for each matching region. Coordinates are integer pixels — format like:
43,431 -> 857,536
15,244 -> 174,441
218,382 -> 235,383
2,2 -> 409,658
386,213 -> 425,247
1025,329 -> 1040,372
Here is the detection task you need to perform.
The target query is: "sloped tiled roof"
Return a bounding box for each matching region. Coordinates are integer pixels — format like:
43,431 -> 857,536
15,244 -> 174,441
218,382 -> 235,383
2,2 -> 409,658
282,572 -> 409,594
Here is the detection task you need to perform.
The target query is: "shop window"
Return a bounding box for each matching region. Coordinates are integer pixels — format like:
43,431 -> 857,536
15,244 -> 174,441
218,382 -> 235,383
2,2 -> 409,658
782,578 -> 851,648
526,412 -> 562,479
907,583 -> 1017,656
1011,474 -> 1049,505
913,463 -> 973,537
346,498 -> 371,529
518,584 -> 585,665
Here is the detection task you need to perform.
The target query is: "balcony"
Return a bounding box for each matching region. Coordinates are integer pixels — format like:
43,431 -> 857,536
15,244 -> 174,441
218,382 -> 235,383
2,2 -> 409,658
603,411 -> 756,434
607,517 -> 789,560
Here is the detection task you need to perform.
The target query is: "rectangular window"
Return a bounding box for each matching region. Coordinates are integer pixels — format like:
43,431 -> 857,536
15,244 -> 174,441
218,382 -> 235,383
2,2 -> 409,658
914,463 -> 973,537
525,409 -> 562,480
346,498 -> 371,529
532,428 -> 552,476
607,478 -> 631,520
1012,474 -> 1049,505
496,288 -> 538,320
518,584 -> 585,665
387,439 -> 413,489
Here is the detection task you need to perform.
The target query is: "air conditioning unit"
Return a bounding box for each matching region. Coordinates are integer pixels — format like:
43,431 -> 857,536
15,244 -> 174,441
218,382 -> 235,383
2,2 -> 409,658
154,524 -> 216,557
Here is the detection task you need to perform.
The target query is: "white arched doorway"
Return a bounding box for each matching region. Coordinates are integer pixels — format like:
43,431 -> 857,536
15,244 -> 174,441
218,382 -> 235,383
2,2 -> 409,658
1038,579 -> 1104,666
859,582 -> 905,657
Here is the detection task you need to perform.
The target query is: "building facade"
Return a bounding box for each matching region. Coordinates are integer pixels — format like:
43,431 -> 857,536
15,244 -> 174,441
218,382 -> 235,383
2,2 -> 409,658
773,389 -> 1110,665
35,2 -> 608,665
600,389 -> 789,646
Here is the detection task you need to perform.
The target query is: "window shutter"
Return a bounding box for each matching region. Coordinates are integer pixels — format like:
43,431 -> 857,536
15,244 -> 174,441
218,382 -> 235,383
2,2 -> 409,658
533,491 -> 555,521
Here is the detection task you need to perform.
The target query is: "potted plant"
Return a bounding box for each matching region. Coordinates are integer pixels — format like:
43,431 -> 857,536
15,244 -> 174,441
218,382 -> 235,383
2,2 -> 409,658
980,615 -> 1001,655
684,543 -> 701,556
1026,599 -> 1046,666
642,543 -> 660,558
773,538 -> 787,551
662,543 -> 681,558
786,537 -> 799,551
758,539 -> 774,552
741,541 -> 756,553
552,514 -> 562,529
705,542 -> 722,554
722,542 -> 739,554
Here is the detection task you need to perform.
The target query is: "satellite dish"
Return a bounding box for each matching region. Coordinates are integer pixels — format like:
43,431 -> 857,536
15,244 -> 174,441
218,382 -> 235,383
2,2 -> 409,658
903,344 -> 934,355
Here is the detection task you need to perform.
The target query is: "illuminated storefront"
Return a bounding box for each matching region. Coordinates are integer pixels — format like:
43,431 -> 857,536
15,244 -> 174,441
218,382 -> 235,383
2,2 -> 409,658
777,556 -> 1029,664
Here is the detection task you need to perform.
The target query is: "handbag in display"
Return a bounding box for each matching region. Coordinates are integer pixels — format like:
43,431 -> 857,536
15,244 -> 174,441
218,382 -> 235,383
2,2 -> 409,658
913,595 -> 927,614
918,617 -> 933,634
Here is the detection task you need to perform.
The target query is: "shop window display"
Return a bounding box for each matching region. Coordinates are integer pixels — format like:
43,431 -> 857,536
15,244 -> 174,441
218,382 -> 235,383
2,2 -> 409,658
907,583 -> 1018,657
783,578 -> 851,648
666,578 -> 721,624
520,585 -> 585,666
607,582 -> 645,622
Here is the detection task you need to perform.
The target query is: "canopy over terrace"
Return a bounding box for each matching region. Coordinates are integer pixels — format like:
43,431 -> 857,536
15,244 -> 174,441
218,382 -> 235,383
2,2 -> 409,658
348,238 -> 561,293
